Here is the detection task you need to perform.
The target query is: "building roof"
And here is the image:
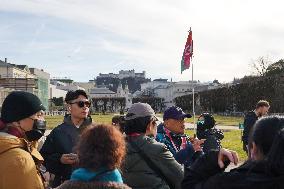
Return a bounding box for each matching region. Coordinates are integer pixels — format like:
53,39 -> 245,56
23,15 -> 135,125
0,60 -> 13,67
90,88 -> 116,94
153,84 -> 170,89
14,65 -> 28,70
153,78 -> 168,82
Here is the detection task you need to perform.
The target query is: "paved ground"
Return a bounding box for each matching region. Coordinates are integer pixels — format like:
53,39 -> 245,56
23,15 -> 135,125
185,123 -> 240,131
156,117 -> 240,131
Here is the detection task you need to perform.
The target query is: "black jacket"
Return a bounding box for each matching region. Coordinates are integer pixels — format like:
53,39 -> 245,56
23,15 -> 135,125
40,115 -> 92,187
242,111 -> 258,145
182,151 -> 284,189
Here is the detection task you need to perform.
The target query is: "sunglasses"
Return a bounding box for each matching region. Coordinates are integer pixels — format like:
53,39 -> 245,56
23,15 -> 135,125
69,101 -> 91,108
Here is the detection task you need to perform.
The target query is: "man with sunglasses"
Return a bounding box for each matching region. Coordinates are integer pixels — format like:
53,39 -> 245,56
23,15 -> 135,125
156,106 -> 204,167
40,90 -> 92,187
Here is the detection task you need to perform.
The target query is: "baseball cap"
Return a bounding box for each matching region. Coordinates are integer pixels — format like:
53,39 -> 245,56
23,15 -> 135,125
163,106 -> 192,121
125,103 -> 157,120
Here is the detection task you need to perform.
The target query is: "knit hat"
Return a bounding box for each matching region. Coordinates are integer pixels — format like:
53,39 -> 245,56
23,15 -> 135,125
0,91 -> 46,123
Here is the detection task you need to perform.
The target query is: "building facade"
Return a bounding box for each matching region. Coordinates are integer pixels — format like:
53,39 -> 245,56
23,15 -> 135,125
97,69 -> 146,80
0,59 -> 50,110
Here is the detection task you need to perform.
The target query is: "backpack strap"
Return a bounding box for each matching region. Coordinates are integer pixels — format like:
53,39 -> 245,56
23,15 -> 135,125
129,141 -> 175,189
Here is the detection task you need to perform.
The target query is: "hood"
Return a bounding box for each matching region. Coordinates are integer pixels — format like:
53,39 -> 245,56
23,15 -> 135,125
0,132 -> 22,154
0,132 -> 43,162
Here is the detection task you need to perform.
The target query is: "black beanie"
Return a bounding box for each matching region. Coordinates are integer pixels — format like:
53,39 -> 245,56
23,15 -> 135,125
1,91 -> 46,123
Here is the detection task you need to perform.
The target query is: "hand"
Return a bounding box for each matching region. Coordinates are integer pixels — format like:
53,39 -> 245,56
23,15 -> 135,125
60,153 -> 78,164
218,148 -> 238,169
192,138 -> 205,152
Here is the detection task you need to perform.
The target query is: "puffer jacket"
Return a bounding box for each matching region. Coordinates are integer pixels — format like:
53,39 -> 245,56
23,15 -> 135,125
122,135 -> 184,189
0,132 -> 44,189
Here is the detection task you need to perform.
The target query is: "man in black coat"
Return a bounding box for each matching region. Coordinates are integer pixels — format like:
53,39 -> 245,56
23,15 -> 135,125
40,90 -> 92,187
242,100 -> 270,154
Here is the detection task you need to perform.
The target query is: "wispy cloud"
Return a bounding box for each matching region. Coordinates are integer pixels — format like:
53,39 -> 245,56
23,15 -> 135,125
0,0 -> 283,82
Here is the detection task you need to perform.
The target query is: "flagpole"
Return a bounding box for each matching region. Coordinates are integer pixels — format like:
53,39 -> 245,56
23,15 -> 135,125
181,27 -> 195,136
192,53 -> 196,137
188,27 -> 196,137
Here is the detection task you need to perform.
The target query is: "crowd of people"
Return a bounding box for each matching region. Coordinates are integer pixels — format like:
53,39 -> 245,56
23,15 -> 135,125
0,90 -> 283,189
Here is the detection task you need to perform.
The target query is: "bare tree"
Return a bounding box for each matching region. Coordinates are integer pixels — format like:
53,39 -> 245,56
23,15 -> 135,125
250,56 -> 272,76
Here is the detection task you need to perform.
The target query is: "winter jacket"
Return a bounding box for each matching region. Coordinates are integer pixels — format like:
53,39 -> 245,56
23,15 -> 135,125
57,168 -> 130,189
182,151 -> 284,189
122,135 -> 184,189
156,123 -> 198,167
242,111 -> 258,145
0,132 -> 44,189
40,114 -> 92,187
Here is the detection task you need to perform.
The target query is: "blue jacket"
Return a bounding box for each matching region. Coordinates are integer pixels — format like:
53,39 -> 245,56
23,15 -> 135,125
71,168 -> 123,183
156,123 -> 197,167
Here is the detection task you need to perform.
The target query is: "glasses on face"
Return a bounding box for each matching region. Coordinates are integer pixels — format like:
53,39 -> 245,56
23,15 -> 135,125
69,100 -> 91,108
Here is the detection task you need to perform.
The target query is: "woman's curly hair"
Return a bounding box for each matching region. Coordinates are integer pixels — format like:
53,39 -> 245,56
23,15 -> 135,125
76,124 -> 126,171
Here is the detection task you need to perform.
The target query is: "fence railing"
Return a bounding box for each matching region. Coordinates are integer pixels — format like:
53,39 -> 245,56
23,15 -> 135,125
45,111 -> 67,116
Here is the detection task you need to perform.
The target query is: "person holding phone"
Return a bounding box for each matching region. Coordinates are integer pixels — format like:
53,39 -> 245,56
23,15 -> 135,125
40,90 -> 92,187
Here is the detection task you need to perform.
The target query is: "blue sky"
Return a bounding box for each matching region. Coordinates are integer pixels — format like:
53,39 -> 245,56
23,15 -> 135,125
0,0 -> 283,82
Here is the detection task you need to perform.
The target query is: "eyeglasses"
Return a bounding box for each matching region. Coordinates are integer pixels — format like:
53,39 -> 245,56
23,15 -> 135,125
69,101 -> 91,108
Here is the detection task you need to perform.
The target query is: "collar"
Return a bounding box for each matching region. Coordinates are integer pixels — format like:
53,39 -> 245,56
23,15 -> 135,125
64,114 -> 92,128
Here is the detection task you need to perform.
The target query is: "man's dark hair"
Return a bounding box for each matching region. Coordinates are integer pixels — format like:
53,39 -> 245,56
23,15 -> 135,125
65,90 -> 88,103
256,100 -> 270,109
124,116 -> 152,135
